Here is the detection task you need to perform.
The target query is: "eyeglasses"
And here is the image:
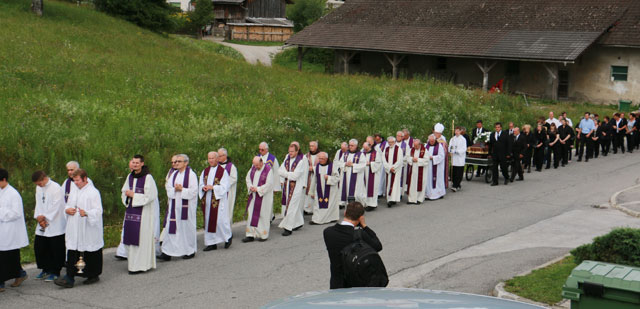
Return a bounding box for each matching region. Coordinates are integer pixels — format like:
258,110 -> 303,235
171,160 -> 184,164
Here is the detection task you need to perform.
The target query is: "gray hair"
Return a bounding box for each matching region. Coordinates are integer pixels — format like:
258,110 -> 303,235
309,141 -> 318,147
387,136 -> 396,142
396,131 -> 404,136
259,142 -> 269,150
217,148 -> 228,156
414,139 -> 421,144
66,161 -> 80,169
177,154 -> 189,163
318,152 -> 328,159
348,139 -> 358,145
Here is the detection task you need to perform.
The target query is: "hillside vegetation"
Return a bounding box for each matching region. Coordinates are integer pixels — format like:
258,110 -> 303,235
0,1 -> 617,260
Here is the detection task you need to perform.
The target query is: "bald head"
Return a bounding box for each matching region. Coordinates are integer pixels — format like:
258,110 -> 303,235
252,156 -> 264,169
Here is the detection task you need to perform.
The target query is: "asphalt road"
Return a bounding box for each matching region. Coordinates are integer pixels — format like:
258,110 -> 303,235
3,152 -> 640,308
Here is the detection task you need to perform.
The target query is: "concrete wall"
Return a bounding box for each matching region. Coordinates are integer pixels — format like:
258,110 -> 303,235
167,0 -> 193,12
332,46 -> 639,104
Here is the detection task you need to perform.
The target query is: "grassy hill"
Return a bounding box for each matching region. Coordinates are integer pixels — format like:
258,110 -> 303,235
0,0 -> 617,261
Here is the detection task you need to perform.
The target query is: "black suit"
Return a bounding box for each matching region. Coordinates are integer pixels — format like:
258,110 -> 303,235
557,125 -> 574,165
472,127 -> 487,175
613,118 -> 628,153
488,130 -> 512,184
510,134 -> 525,180
323,223 -> 382,289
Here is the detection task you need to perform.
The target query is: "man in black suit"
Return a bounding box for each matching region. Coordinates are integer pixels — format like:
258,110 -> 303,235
557,118 -> 574,166
489,122 -> 512,186
323,202 -> 382,289
471,120 -> 486,177
612,113 -> 627,154
510,127 -> 525,182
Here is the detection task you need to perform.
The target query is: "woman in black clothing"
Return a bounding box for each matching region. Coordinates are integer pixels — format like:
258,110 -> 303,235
534,123 -> 547,171
522,124 -> 535,173
547,124 -> 560,169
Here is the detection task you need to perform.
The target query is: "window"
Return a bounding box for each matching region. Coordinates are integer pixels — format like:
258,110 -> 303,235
506,61 -> 520,76
351,53 -> 361,65
436,57 -> 447,70
611,66 -> 628,81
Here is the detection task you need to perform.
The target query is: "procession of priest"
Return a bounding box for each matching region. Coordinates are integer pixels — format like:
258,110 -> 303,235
1,111 -> 639,291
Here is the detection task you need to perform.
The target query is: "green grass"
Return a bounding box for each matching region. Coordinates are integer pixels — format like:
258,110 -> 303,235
504,256 -> 578,305
272,47 -> 330,73
224,39 -> 284,46
0,0 -> 618,262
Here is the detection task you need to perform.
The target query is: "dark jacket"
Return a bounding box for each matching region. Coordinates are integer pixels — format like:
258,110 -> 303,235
558,125 -> 574,142
471,127 -> 486,141
511,134 -> 526,157
488,130 -> 512,160
323,223 -> 382,289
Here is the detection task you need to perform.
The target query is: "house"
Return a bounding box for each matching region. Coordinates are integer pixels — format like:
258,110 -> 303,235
287,0 -> 640,104
167,0 -> 194,12
212,0 -> 294,42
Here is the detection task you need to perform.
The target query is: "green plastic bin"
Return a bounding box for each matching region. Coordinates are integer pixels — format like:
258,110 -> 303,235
619,100 -> 632,112
562,260 -> 640,309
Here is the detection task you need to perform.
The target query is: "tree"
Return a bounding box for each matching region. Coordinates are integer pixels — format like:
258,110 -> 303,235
94,0 -> 178,33
31,0 -> 43,16
188,0 -> 215,39
287,0 -> 325,32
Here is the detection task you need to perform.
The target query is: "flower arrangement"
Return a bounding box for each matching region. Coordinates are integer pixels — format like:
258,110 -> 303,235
473,131 -> 491,144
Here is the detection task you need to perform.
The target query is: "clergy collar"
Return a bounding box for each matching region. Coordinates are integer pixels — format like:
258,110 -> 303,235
220,160 -> 229,165
348,149 -> 358,154
132,166 -> 149,178
319,161 -> 331,166
309,150 -> 319,155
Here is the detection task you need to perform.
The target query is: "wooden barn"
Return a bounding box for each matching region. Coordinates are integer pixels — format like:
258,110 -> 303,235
287,0 -> 640,104
212,0 -> 294,41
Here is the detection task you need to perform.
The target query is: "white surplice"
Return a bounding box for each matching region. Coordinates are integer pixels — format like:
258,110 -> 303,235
260,153 -> 281,192
34,179 -> 66,237
245,166 -> 274,239
405,147 -> 429,203
449,135 -> 467,167
219,161 -> 237,223
425,143 -> 447,200
303,152 -> 319,214
354,149 -> 382,207
340,151 -> 365,204
120,173 -> 158,272
65,183 -> 103,252
161,168 -> 198,257
374,142 -> 387,197
278,154 -> 308,231
198,165 -> 231,246
399,140 -> 410,194
0,184 -> 29,251
311,163 -> 341,224
383,144 -> 404,203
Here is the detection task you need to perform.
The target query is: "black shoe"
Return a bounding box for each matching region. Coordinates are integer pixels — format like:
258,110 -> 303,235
293,225 -> 302,231
203,245 -> 217,251
115,255 -> 127,261
282,229 -> 292,236
242,237 -> 254,243
577,158 -> 582,162
509,178 -> 514,183
545,166 -> 550,169
536,168 -> 541,172
585,158 -> 589,162
224,238 -> 232,249
516,178 -> 524,181
504,179 -> 509,185
387,201 -> 396,208
271,214 -> 275,223
83,277 -> 100,285
303,211 -> 312,216
309,221 -> 320,225
365,206 -> 376,212
527,167 -> 531,173
54,276 -> 74,288
128,271 -> 144,275
158,253 -> 171,261
491,183 -> 498,186
182,253 -> 195,259
257,238 -> 268,242
339,205 -> 345,210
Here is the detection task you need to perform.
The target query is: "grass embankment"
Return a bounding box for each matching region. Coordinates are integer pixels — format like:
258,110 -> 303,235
0,0 -> 618,263
224,39 -> 284,47
504,256 -> 578,305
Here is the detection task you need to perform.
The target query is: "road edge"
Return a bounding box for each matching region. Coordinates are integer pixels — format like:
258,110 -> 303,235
610,183 -> 640,218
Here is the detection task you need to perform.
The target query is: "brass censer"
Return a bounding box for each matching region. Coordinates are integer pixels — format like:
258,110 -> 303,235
75,256 -> 86,274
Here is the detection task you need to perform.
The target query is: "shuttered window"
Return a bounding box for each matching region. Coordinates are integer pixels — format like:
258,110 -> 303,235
611,66 -> 628,81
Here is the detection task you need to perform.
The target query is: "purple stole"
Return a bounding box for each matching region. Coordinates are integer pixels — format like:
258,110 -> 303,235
366,150 -> 377,198
385,145 -> 399,195
281,154 -> 304,215
168,166 -> 191,234
260,153 -> 276,168
246,165 -> 271,227
426,143 -> 439,189
201,166 -> 225,233
305,153 -> 316,195
406,147 -> 426,194
64,178 -> 72,203
123,173 -> 146,246
341,151 -> 362,201
316,163 -> 333,209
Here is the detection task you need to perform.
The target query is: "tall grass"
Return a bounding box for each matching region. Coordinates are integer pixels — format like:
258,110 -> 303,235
0,0 -> 618,260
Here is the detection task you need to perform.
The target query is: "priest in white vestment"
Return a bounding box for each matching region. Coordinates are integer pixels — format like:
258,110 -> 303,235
218,148 -> 237,223
120,156 -> 157,273
310,152 -> 341,224
243,156 -> 274,242
340,139 -> 365,205
383,136 -> 404,207
303,141 -> 320,215
373,134 -> 387,198
0,168 -> 29,291
397,131 -> 409,196
32,171 -> 66,282
55,169 -> 103,288
258,142 -> 280,222
199,151 -> 232,251
278,143 -> 308,236
160,154 -> 198,260
356,139 -> 382,211
334,142 -> 348,206
405,139 -> 429,204
425,135 -> 447,200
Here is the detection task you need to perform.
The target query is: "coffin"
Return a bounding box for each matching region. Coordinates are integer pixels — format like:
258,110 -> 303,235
467,142 -> 489,158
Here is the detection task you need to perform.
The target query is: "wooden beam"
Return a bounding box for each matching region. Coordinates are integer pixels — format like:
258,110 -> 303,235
543,63 -> 559,101
297,47 -> 303,72
476,60 -> 497,91
341,50 -> 356,75
384,53 -> 406,79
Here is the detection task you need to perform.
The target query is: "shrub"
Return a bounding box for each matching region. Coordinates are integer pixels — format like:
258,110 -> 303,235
571,228 -> 640,267
94,0 -> 178,32
286,0 -> 325,32
273,47 -> 333,72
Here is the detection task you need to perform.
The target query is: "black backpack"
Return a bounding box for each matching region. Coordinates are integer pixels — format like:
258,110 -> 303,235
340,228 -> 389,288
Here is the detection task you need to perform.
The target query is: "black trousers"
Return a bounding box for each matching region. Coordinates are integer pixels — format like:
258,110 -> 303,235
627,133 -> 636,152
35,234 -> 66,276
511,156 -> 523,180
0,249 -> 23,283
577,134 -> 593,159
549,145 -> 560,168
593,139 -> 600,157
614,132 -> 625,153
601,138 -> 611,154
66,249 -> 103,279
523,148 -> 533,168
491,157 -> 509,184
534,147 -> 545,170
452,166 -> 464,188
559,142 -> 569,165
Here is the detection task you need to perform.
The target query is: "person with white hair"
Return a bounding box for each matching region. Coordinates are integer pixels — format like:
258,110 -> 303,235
243,156 -> 275,242
218,148 -> 237,223
356,139 -> 382,211
383,136 -> 403,207
62,161 -> 93,209
303,141 -> 320,215
310,152 -> 341,224
396,131 -> 408,196
334,142 -> 348,206
258,142 -> 281,223
373,134 -> 387,198
339,139 -> 365,206
425,135 -> 447,200
198,151 -> 231,252
405,139 -> 429,203
160,154 -> 198,260
278,143 -> 309,236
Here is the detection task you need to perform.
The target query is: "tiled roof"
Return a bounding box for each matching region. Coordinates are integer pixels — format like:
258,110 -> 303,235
600,1 -> 640,47
287,0 -> 635,61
